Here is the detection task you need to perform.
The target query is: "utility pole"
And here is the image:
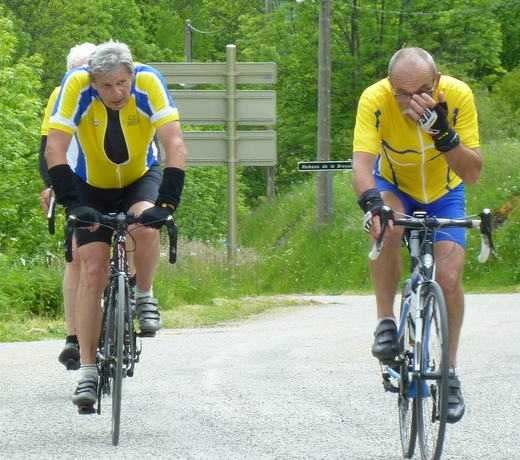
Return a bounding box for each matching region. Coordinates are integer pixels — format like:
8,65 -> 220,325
184,19 -> 192,62
316,0 -> 332,225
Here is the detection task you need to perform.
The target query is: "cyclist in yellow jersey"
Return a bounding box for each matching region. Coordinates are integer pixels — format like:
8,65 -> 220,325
39,43 -> 96,371
352,48 -> 482,424
45,41 -> 187,408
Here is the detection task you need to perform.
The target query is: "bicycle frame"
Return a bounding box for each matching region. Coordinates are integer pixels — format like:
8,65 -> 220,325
97,214 -> 141,407
386,225 -> 437,393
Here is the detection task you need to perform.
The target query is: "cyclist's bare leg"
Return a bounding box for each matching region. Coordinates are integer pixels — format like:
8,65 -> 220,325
434,241 -> 465,368
63,238 -> 80,336
128,201 -> 160,291
370,191 -> 405,319
76,242 -> 110,364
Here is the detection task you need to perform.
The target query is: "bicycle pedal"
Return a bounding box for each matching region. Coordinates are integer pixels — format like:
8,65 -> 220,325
382,380 -> 400,393
77,404 -> 96,415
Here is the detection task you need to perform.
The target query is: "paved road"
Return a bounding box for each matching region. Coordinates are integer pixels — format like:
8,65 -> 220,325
1,294 -> 519,459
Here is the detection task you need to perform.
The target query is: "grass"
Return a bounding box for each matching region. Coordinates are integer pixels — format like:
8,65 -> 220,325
2,138 -> 520,342
0,316 -> 66,342
160,295 -> 310,329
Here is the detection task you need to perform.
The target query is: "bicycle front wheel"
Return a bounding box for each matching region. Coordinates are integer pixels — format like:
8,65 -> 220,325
416,282 -> 449,460
111,274 -> 126,446
398,282 -> 417,459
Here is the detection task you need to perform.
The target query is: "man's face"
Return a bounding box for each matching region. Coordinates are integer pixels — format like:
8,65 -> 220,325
389,64 -> 438,118
91,64 -> 132,111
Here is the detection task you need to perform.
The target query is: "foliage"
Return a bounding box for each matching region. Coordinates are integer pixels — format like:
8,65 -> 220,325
0,257 -> 62,319
176,167 -> 229,241
0,7 -> 47,261
0,0 -> 519,326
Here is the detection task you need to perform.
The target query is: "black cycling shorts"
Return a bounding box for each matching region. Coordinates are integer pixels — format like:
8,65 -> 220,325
75,165 -> 162,247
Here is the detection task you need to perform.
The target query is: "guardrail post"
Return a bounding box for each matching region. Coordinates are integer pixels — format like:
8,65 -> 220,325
226,44 -> 238,263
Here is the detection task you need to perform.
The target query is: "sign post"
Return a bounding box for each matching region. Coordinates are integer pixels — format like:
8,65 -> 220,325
150,49 -> 277,262
226,45 -> 238,262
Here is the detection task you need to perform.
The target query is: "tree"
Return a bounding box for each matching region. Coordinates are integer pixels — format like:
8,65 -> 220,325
0,6 -> 45,259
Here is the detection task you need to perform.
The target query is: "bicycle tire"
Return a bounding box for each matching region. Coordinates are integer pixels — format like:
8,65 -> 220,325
416,282 -> 449,460
111,274 -> 126,446
398,282 -> 417,459
99,281 -> 116,400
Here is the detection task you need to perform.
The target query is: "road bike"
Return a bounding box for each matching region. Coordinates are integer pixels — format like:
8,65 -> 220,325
65,211 -> 177,445
369,207 -> 495,460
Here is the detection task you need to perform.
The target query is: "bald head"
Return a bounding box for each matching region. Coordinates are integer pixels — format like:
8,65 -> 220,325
388,47 -> 437,78
387,48 -> 440,115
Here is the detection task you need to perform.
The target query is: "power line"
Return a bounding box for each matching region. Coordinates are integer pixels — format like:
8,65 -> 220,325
187,23 -> 224,35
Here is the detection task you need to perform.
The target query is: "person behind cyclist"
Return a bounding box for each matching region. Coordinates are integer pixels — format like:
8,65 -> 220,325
39,42 -> 97,371
352,47 -> 482,423
45,41 -> 187,408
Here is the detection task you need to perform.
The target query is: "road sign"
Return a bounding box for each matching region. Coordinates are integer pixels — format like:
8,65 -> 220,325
149,51 -> 277,262
149,62 -> 277,85
172,90 -> 276,125
298,160 -> 352,171
185,131 -> 276,166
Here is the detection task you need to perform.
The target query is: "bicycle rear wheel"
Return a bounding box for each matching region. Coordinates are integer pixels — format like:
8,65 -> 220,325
398,282 -> 417,459
416,282 -> 449,460
111,274 -> 126,446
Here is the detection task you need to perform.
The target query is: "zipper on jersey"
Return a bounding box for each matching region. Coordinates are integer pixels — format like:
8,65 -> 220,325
116,165 -> 123,188
416,124 -> 428,203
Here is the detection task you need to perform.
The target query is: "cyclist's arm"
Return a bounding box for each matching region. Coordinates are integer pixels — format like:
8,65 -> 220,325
443,145 -> 481,184
352,152 -> 378,196
39,136 -> 52,187
45,129 -> 72,167
352,151 -> 391,239
157,121 -> 187,169
411,89 -> 482,184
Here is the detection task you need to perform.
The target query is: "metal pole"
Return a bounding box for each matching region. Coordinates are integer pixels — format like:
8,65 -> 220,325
266,166 -> 276,200
184,20 -> 192,62
316,0 -> 332,225
226,44 -> 238,263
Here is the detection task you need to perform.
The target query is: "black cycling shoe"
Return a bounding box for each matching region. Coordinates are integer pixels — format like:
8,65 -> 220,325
371,319 -> 399,362
58,338 -> 80,370
447,371 -> 465,423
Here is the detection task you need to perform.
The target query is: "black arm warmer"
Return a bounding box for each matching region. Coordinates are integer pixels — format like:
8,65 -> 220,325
357,188 -> 384,213
39,136 -> 52,187
48,164 -> 80,210
156,167 -> 185,208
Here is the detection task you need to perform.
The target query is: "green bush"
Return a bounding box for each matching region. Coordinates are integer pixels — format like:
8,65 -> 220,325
0,259 -> 62,319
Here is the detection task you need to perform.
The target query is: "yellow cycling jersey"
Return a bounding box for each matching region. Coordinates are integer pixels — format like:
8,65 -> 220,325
49,64 -> 179,189
353,75 -> 480,203
40,86 -> 60,136
41,86 -> 83,169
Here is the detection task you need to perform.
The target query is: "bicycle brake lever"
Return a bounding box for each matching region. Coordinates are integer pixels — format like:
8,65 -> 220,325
478,209 -> 496,263
368,206 -> 393,260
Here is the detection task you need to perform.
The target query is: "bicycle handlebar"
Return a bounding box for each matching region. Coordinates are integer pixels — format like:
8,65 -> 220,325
368,206 -> 496,263
65,212 -> 178,264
